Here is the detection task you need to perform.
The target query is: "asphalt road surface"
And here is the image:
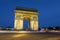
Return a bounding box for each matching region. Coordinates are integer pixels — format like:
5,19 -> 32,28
0,32 -> 60,40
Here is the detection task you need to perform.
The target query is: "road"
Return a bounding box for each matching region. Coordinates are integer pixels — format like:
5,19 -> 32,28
0,33 -> 60,40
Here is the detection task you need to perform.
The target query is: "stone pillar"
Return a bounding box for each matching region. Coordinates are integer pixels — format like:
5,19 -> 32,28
20,17 -> 23,29
30,16 -> 33,30
33,20 -> 38,30
14,19 -> 17,29
30,16 -> 38,30
14,14 -> 23,30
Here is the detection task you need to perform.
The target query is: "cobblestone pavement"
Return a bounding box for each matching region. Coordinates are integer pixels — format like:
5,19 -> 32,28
0,33 -> 60,40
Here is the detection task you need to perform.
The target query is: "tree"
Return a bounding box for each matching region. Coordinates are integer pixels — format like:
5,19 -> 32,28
38,28 -> 41,31
47,26 -> 53,30
55,26 -> 60,30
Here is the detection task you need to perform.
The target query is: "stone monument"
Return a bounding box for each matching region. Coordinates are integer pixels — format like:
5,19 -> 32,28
14,7 -> 38,30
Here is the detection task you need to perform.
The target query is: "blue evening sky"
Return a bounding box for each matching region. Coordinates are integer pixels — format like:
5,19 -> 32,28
0,0 -> 60,28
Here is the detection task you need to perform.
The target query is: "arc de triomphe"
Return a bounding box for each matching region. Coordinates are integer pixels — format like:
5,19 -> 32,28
14,7 -> 38,30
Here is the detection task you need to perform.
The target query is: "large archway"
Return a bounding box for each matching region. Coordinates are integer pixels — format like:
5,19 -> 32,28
23,17 -> 30,30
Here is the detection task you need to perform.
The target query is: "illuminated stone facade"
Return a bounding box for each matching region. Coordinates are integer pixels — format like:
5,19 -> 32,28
14,7 -> 38,30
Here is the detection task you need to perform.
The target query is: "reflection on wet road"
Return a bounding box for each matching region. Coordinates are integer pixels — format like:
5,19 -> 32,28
0,33 -> 60,40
